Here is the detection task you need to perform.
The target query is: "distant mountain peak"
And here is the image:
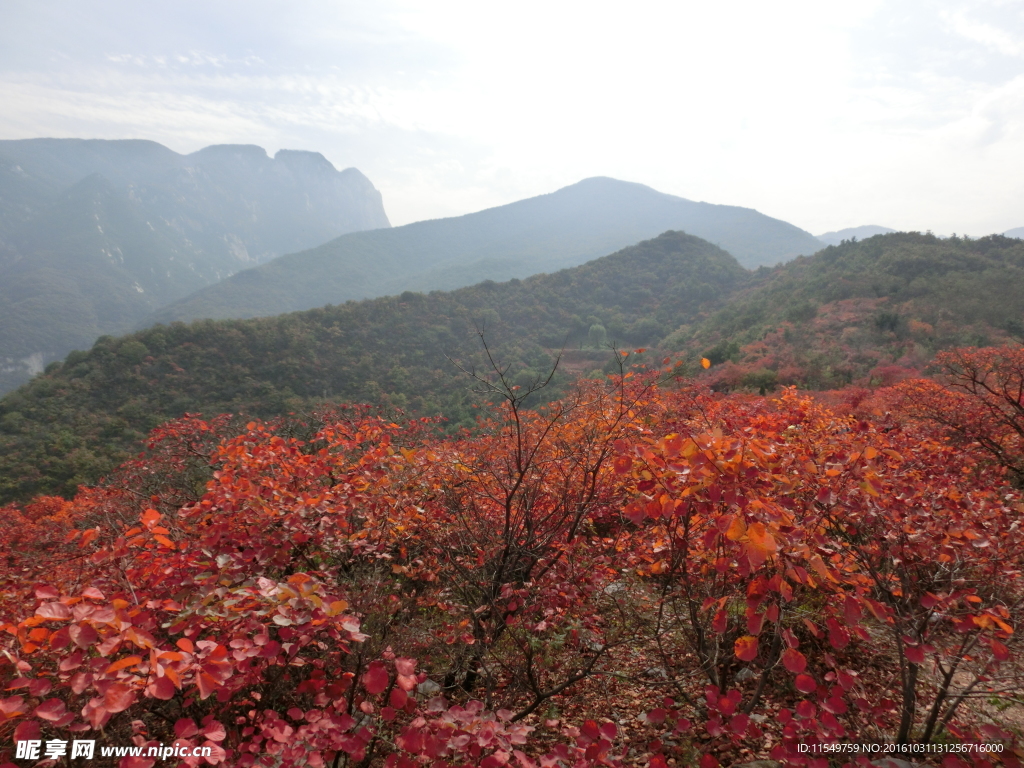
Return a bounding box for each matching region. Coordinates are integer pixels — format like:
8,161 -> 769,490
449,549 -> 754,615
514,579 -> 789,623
150,176 -> 822,326
190,144 -> 270,161
274,149 -> 338,172
0,137 -> 391,395
816,225 -> 896,246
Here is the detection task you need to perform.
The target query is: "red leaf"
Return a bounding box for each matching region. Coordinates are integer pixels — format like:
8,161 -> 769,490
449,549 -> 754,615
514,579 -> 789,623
69,623 -> 98,649
201,743 -> 226,765
747,611 -> 764,636
782,648 -> 807,674
645,708 -> 667,725
83,698 -> 111,729
904,643 -> 925,664
795,700 -> 817,719
175,718 -> 199,739
36,602 -> 72,621
729,713 -> 749,734
712,609 -> 728,634
795,674 -> 817,694
0,696 -> 24,716
700,754 -> 719,768
826,618 -> 850,650
389,688 -> 408,709
362,661 -> 389,695
581,719 -> 601,740
822,696 -> 848,715
148,676 -> 175,701
196,672 -> 218,700
992,639 -> 1011,662
202,720 -> 226,742
104,683 -> 136,713
718,692 -> 740,716
837,669 -> 856,691
14,719 -> 40,741
33,698 -> 66,721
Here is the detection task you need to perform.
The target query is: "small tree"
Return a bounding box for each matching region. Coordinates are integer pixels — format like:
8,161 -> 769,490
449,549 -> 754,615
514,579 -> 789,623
895,345 -> 1024,484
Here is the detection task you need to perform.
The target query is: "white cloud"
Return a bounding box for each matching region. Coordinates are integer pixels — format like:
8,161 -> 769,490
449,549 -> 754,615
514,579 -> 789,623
1,0 -> 1024,234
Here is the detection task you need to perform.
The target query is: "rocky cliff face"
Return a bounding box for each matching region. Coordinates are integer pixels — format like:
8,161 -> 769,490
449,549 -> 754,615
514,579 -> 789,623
0,139 -> 390,394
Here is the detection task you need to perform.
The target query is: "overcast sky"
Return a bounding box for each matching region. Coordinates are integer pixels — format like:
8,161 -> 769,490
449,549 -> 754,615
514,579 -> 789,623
2,1 -> 1023,234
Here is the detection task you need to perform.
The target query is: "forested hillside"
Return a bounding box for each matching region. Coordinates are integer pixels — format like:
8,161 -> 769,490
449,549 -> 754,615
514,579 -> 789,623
2,231 -> 1022,504
0,231 -> 745,501
685,232 -> 1024,391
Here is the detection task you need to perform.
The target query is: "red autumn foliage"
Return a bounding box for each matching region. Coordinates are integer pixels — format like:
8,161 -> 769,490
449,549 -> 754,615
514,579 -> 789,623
0,349 -> 1022,767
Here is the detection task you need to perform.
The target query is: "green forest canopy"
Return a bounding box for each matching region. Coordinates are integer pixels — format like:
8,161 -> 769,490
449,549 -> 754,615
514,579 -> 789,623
2,230 -> 1022,504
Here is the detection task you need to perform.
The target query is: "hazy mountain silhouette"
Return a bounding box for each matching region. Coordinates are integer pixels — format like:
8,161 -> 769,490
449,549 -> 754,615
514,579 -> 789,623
816,225 -> 896,246
152,176 -> 822,324
0,139 -> 389,393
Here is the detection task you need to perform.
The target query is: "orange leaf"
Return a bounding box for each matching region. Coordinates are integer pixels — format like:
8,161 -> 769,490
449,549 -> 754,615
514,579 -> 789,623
725,516 -> 746,542
734,635 -> 758,661
196,672 -> 219,700
747,522 -> 777,555
163,667 -> 181,688
176,638 -> 194,653
105,655 -> 142,674
701,357 -> 712,369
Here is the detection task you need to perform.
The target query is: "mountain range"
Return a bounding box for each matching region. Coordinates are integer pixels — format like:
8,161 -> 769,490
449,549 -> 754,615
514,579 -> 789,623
0,139 -> 390,393
2,229 -> 1021,503
148,176 -> 823,325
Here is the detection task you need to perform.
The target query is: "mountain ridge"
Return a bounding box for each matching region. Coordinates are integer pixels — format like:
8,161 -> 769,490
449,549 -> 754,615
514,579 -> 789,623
0,138 -> 390,393
149,176 -> 823,324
